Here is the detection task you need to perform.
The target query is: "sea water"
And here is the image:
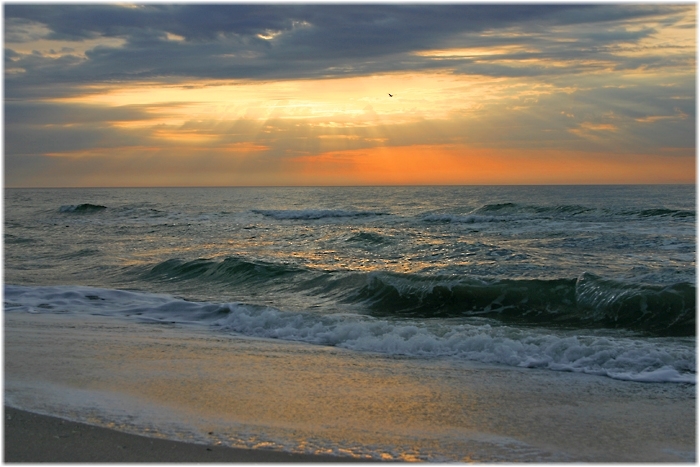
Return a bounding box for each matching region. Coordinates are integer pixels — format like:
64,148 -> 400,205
4,185 -> 696,461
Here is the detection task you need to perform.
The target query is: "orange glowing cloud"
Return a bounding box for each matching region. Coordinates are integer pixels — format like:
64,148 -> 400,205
288,145 -> 696,185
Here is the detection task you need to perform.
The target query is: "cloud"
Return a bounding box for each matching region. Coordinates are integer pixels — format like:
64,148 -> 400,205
5,101 -> 151,125
4,4 -> 694,94
4,4 -> 695,187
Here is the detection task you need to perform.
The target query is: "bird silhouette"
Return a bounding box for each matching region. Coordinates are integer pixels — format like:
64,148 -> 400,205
388,93 -> 393,97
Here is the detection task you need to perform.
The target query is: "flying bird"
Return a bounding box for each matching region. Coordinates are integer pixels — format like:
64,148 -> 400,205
388,93 -> 393,97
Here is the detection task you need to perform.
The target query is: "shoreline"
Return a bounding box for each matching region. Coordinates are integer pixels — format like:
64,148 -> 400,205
5,312 -> 696,462
4,406 -> 371,463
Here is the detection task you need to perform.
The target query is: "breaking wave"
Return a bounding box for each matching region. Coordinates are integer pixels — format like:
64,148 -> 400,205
347,272 -> 694,337
5,284 -> 695,384
139,257 -> 695,337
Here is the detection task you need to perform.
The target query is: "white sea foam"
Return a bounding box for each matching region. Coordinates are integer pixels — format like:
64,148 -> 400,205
214,306 -> 695,382
5,284 -> 695,384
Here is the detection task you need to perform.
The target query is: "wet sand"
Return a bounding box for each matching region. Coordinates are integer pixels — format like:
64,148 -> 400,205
3,407 -> 370,463
5,312 -> 696,462
4,406 -> 366,462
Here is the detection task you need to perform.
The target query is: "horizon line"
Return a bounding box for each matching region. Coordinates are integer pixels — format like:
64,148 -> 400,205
4,182 -> 697,189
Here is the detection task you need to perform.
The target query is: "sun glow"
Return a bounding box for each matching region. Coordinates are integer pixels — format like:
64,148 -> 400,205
289,145 -> 696,185
49,72 -> 498,125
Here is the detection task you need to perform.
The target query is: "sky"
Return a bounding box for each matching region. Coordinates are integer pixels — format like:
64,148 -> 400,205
4,3 -> 697,187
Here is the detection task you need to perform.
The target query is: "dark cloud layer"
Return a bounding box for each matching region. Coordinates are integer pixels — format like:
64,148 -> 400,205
5,3 -> 692,93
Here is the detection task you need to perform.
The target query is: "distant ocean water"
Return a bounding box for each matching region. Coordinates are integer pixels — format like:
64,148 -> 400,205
5,185 -> 696,383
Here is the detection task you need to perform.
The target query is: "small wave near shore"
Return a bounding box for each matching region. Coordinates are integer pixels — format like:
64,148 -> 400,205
5,284 -> 695,384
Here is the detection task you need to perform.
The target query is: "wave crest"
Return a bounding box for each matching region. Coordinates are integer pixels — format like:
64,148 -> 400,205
252,209 -> 389,220
59,203 -> 107,213
144,257 -> 303,285
140,257 -> 696,337
346,272 -> 695,337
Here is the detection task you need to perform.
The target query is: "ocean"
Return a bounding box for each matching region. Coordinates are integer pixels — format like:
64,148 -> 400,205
4,185 -> 696,461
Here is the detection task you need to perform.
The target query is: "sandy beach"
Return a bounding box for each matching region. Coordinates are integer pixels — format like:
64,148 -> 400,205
4,406 -> 366,462
5,311 -> 696,462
